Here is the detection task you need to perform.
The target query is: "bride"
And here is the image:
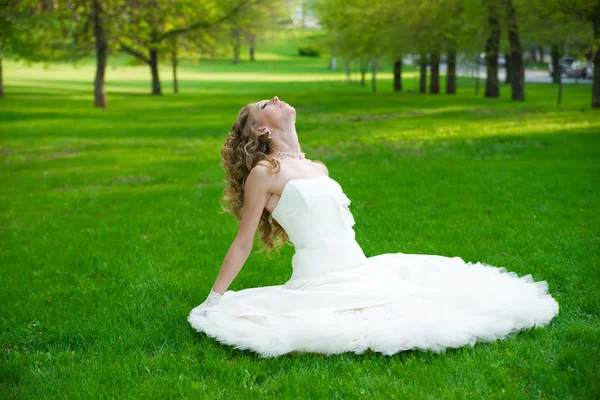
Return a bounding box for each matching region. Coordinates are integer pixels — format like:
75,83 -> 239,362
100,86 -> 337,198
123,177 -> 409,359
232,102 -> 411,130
188,96 -> 559,358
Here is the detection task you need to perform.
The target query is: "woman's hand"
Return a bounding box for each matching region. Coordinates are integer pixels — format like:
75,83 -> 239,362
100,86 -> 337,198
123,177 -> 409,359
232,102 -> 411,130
196,288 -> 223,314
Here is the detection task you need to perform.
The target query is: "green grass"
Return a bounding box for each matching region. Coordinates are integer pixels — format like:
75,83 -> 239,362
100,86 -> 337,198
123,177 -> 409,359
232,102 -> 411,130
1,34 -> 599,399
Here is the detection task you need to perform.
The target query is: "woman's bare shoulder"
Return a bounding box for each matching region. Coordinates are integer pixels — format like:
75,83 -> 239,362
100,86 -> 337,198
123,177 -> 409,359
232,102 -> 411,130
311,160 -> 328,175
247,160 -> 277,190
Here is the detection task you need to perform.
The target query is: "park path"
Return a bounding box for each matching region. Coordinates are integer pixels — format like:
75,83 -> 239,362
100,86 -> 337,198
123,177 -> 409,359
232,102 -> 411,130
445,63 -> 592,84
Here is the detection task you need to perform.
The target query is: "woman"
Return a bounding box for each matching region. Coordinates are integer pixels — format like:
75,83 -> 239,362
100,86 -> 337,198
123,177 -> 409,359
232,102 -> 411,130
188,96 -> 559,358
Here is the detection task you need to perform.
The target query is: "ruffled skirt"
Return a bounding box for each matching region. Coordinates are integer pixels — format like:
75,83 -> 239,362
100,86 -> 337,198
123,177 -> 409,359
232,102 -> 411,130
188,253 -> 559,358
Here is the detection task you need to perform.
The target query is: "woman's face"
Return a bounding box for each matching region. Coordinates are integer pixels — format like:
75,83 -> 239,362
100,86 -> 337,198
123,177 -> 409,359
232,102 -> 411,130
251,96 -> 295,132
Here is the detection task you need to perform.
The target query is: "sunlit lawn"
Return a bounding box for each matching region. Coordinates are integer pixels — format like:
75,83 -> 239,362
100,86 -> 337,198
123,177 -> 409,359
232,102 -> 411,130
1,41 -> 599,399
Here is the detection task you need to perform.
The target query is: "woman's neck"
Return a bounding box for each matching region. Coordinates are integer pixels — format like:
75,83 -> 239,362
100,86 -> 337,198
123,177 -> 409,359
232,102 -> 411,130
273,124 -> 301,153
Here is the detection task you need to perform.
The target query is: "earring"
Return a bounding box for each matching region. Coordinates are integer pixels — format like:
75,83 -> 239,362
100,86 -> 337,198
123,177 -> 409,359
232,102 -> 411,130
267,129 -> 272,140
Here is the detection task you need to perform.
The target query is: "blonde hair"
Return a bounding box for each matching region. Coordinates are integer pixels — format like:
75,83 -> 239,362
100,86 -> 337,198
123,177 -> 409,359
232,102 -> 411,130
219,103 -> 305,257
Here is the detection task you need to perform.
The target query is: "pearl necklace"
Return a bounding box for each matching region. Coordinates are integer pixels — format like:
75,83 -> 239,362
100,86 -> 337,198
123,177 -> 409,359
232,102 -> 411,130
275,151 -> 306,159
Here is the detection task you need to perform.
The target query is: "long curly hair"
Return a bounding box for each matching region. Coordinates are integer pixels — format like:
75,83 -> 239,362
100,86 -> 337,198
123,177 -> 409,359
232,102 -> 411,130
218,103 -> 323,257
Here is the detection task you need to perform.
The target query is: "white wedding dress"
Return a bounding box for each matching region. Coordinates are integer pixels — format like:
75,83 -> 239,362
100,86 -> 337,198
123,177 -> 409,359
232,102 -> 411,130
188,175 -> 559,358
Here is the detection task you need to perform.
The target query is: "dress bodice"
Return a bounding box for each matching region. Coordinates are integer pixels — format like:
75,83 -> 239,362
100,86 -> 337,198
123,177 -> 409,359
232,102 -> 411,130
272,175 -> 367,283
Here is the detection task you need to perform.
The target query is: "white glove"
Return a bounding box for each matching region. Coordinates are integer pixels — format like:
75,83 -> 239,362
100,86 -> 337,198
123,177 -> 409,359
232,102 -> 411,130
196,288 -> 223,315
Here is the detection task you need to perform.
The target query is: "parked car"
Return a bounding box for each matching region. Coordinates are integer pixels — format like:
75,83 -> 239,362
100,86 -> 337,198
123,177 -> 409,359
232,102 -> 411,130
565,60 -> 589,78
477,52 -> 506,66
497,54 -> 506,66
584,62 -> 594,79
548,56 -> 576,77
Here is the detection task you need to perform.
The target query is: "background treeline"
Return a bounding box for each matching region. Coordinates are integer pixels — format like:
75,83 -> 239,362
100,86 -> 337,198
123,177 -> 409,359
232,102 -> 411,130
316,0 -> 599,108
1,0 -> 598,108
0,0 -> 284,106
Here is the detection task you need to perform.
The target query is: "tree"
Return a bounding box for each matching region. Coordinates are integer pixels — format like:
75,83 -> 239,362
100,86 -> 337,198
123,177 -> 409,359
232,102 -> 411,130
1,0 -> 132,108
118,0 -> 254,95
316,0 -> 384,90
512,0 -> 593,105
0,1 -> 71,98
210,0 -> 283,65
504,0 -> 524,101
552,0 -> 600,108
484,0 -> 501,98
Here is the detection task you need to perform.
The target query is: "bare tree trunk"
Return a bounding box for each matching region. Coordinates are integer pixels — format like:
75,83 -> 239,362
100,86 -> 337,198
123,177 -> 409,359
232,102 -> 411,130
249,34 -> 256,61
172,46 -> 178,94
419,54 -> 427,93
505,52 -> 512,84
345,59 -> 352,83
592,12 -> 600,108
93,0 -> 107,108
393,57 -> 403,92
551,43 -> 561,84
475,54 -> 480,95
529,45 -> 538,62
446,49 -> 456,94
429,53 -> 440,93
0,45 -> 4,98
232,28 -> 241,64
505,0 -> 524,101
329,57 -> 337,71
233,46 -> 240,64
149,48 -> 161,95
558,41 -> 564,105
485,1 -> 500,98
360,58 -> 368,87
538,46 -> 545,62
371,60 -> 378,93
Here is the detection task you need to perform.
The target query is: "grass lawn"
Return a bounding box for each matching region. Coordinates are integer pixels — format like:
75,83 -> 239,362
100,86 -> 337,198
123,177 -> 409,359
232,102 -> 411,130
1,35 -> 599,398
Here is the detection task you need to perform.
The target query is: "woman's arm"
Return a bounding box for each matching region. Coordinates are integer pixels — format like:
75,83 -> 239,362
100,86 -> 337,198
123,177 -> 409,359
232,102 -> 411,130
211,165 -> 271,295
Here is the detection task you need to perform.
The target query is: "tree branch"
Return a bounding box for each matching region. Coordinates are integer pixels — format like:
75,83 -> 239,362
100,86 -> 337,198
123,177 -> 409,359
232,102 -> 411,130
159,0 -> 263,42
119,41 -> 150,64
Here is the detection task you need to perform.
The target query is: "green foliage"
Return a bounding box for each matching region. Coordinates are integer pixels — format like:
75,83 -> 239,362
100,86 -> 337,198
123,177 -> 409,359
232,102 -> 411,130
125,55 -> 147,66
298,45 -> 321,57
0,1 -> 77,62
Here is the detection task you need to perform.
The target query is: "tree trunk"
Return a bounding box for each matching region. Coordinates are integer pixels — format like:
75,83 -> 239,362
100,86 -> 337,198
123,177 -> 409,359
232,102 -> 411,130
485,2 -> 500,98
148,29 -> 162,95
172,47 -> 178,94
93,0 -> 107,108
505,0 -> 524,101
429,53 -> 440,93
371,60 -> 377,93
329,57 -> 337,71
505,52 -> 511,84
232,27 -> 241,64
558,41 -> 564,105
475,54 -> 480,95
446,49 -> 456,94
0,46 -> 4,98
529,45 -> 537,62
345,59 -> 352,83
551,43 -> 560,84
233,45 -> 240,64
360,59 -> 368,87
249,34 -> 256,61
538,45 -> 545,63
393,57 -> 402,92
149,48 -> 161,95
419,54 -> 427,93
592,12 -> 600,108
